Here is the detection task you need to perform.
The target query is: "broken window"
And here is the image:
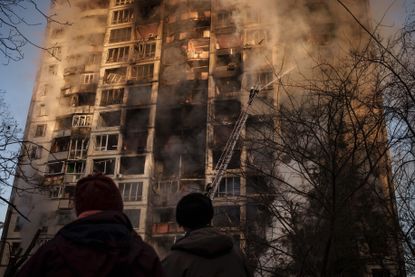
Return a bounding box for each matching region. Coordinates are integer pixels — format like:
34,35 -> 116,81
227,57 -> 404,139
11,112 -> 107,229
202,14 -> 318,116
213,206 -> 240,227
55,116 -> 72,130
213,150 -> 240,169
133,42 -> 156,60
28,145 -> 42,160
98,111 -> 121,127
34,124 -> 47,137
215,78 -> 241,94
217,177 -> 240,197
95,134 -> 118,151
109,27 -> 131,43
51,137 -> 70,152
71,93 -> 96,107
120,156 -> 145,175
128,85 -> 152,106
213,124 -> 234,147
106,47 -> 129,63
119,182 -> 143,201
130,63 -> 154,82
246,175 -> 268,195
187,40 -> 209,59
115,0 -> 133,6
66,160 -> 86,174
68,138 -> 89,159
47,161 -> 65,175
124,209 -> 140,228
101,88 -> 124,105
246,71 -> 274,90
81,73 -> 95,84
122,131 -> 147,153
111,8 -> 133,24
104,67 -> 127,84
72,114 -> 92,127
214,100 -> 241,123
93,158 -> 115,175
217,10 -> 233,26
245,29 -> 269,46
125,108 -> 150,131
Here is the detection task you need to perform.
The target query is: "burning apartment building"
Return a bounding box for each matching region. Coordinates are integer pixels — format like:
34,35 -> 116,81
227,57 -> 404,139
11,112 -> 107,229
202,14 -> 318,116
0,0 -> 405,275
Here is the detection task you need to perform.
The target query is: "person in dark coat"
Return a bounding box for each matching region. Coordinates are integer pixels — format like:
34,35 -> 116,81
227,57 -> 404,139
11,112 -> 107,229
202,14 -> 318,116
17,174 -> 165,277
162,193 -> 252,277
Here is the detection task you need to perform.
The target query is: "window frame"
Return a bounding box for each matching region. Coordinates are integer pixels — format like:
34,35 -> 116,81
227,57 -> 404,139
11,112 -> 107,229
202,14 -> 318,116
119,182 -> 143,201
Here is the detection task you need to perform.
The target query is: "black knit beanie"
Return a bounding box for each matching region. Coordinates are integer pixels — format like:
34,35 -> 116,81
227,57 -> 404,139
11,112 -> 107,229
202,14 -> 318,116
176,193 -> 213,229
75,174 -> 123,216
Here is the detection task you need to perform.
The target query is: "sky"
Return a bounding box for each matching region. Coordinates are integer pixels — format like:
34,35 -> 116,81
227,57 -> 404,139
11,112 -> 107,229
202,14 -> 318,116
0,0 -> 409,223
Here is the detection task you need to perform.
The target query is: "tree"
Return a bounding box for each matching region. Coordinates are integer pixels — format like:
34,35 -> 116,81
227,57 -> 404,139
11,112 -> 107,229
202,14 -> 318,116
232,49 -> 407,276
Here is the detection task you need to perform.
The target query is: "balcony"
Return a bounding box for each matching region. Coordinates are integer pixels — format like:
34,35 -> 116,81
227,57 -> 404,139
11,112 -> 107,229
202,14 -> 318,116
152,222 -> 182,234
44,175 -> 64,186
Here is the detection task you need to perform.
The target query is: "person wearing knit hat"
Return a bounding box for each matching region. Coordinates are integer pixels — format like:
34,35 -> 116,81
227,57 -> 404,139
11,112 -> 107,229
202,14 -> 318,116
17,174 -> 165,277
162,193 -> 252,277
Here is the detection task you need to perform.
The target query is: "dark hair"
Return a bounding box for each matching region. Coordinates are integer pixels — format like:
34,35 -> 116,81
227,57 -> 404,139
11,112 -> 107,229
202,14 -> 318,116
176,193 -> 213,229
75,174 -> 123,216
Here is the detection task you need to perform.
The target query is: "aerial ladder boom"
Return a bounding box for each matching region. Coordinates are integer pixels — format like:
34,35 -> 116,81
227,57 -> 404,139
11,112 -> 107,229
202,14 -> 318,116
207,77 -> 282,200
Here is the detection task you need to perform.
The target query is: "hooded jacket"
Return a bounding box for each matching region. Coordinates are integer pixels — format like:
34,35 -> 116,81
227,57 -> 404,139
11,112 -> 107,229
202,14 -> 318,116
162,227 -> 251,277
17,211 -> 165,277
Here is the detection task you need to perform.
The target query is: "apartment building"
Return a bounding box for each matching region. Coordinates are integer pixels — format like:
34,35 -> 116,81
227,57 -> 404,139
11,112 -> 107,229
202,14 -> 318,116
0,0 -> 404,275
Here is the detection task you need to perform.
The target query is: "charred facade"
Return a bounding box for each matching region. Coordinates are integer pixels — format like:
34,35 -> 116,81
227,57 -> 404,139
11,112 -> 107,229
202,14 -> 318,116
0,0 -> 405,276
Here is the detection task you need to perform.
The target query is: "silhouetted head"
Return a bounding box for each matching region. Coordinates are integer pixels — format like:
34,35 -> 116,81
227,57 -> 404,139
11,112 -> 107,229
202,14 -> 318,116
176,193 -> 214,230
75,174 -> 123,216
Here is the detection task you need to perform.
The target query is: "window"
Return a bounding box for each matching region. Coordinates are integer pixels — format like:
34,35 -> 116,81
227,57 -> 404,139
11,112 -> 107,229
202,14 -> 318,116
82,73 -> 95,84
14,216 -> 22,232
128,85 -> 152,105
107,47 -> 129,63
47,161 -> 65,175
125,109 -> 149,131
39,85 -> 48,96
119,182 -> 143,201
86,54 -> 100,65
217,177 -> 240,197
124,209 -> 140,228
115,0 -> 132,6
246,72 -> 273,90
56,116 -> 72,130
213,150 -> 240,169
95,134 -> 118,151
122,131 -> 147,153
68,138 -> 89,159
93,158 -> 115,175
29,145 -> 42,160
49,185 -> 63,198
51,137 -> 70,152
72,115 -> 92,127
120,156 -> 145,175
112,9 -> 133,24
34,124 -> 47,137
213,206 -> 240,227
245,29 -> 268,46
50,46 -> 62,58
66,160 -> 86,174
38,104 -> 47,116
48,65 -> 57,75
98,111 -> 121,127
109,27 -> 131,43
133,42 -> 156,60
104,67 -> 127,84
51,28 -> 64,38
101,88 -> 124,105
130,64 -> 154,82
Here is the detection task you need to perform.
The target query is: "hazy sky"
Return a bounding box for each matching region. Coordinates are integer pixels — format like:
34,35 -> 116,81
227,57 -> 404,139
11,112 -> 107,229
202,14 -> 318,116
0,0 -> 408,222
